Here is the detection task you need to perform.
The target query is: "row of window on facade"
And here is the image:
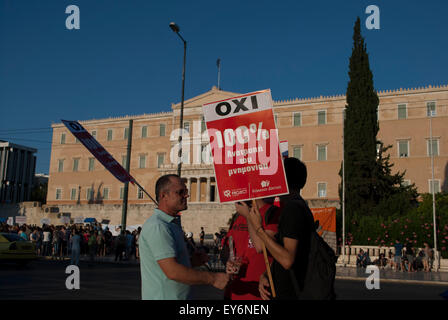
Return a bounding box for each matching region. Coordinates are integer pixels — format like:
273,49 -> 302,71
55,186 -> 147,201
395,139 -> 440,158
56,137 -> 440,173
58,102 -> 439,145
59,120 -> 207,145
54,184 -> 328,200
60,123 -> 168,145
276,101 -> 438,126
56,153 -> 166,173
53,179 -> 442,201
291,138 -> 440,162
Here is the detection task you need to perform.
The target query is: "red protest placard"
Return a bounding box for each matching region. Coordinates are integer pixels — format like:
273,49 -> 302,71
203,89 -> 289,203
61,120 -> 135,184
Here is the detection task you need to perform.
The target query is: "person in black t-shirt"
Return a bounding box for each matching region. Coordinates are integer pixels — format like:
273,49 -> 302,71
200,227 -> 205,246
247,157 -> 315,300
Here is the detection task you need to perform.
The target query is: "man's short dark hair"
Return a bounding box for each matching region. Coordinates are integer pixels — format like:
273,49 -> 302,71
284,157 -> 307,191
155,174 -> 180,202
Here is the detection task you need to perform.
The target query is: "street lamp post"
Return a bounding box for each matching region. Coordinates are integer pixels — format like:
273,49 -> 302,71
342,108 -> 346,267
429,111 -> 439,271
169,22 -> 187,178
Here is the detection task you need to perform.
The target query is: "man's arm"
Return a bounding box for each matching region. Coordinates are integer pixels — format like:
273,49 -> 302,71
257,229 -> 298,270
246,205 -> 299,270
158,257 -> 229,289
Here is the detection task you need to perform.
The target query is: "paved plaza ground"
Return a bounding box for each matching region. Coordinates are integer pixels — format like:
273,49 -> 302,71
0,258 -> 447,300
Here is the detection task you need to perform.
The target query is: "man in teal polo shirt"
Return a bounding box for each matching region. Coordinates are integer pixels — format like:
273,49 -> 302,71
139,174 -> 229,300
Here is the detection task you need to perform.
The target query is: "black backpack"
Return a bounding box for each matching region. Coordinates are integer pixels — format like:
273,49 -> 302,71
291,226 -> 337,300
283,199 -> 337,300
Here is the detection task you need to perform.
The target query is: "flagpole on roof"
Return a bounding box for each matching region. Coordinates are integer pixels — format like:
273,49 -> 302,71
217,58 -> 221,90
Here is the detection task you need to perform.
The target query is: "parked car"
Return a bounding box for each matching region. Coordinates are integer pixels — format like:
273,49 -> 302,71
0,233 -> 37,265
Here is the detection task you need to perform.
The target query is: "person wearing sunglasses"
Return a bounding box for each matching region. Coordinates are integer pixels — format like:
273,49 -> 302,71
139,174 -> 230,300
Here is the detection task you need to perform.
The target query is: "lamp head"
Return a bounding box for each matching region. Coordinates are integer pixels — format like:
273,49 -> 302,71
169,22 -> 180,33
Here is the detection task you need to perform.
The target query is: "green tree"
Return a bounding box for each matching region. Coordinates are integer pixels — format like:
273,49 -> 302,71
340,18 -> 418,222
343,17 -> 379,218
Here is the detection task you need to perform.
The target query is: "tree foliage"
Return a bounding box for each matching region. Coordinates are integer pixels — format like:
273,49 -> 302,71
341,18 -> 418,219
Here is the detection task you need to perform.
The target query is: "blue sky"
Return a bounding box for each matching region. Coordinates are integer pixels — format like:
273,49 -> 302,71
0,0 -> 447,173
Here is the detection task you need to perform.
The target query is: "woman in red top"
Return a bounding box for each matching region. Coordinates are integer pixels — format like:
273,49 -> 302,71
223,199 -> 280,300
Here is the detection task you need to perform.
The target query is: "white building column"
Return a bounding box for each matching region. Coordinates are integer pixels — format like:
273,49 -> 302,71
187,177 -> 191,197
196,177 -> 201,202
206,176 -> 211,202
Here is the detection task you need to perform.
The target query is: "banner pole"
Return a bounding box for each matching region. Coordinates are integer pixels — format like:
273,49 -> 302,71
253,200 -> 276,298
133,181 -> 158,206
120,120 -> 133,235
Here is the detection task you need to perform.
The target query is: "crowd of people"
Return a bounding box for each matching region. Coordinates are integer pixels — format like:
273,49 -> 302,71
356,240 -> 435,272
0,222 -> 143,265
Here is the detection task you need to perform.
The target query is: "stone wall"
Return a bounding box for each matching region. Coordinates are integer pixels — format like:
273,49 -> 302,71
0,200 -> 337,250
0,201 -> 236,240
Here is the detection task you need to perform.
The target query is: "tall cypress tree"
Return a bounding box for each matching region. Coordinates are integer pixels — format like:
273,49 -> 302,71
344,17 -> 379,218
341,18 -> 418,221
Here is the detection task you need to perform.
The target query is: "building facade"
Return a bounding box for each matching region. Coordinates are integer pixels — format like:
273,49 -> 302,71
45,85 -> 448,232
0,141 -> 37,204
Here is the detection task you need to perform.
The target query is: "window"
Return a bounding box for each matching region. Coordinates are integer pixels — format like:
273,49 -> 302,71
70,188 -> 77,200
429,180 -> 440,194
88,158 -> 95,171
317,145 -> 327,161
318,110 -> 326,125
91,130 -> 97,139
60,133 -> 66,144
142,126 -> 148,138
293,146 -> 302,160
427,139 -> 439,156
56,188 -> 62,200
318,183 -> 327,198
398,140 -> 409,158
139,155 -> 146,169
201,145 -> 212,163
122,155 -> 128,169
124,127 -> 129,140
137,188 -> 144,199
427,102 -> 436,117
120,187 -> 124,200
107,129 -> 113,141
160,124 -> 166,137
75,137 -> 80,144
293,112 -> 302,127
103,188 -> 109,200
274,114 -> 278,126
398,104 -> 407,119
183,122 -> 190,133
86,188 -> 94,201
157,153 -> 165,168
73,158 -> 80,172
58,160 -> 64,173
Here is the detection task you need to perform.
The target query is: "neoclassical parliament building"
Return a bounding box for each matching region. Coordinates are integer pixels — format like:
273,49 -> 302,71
46,85 -> 447,233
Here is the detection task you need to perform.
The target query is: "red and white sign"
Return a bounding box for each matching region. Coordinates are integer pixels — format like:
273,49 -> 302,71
61,120 -> 135,184
203,89 -> 289,203
15,216 -> 27,225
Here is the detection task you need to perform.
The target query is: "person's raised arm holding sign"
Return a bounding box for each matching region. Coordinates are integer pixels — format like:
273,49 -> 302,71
246,158 -> 315,300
